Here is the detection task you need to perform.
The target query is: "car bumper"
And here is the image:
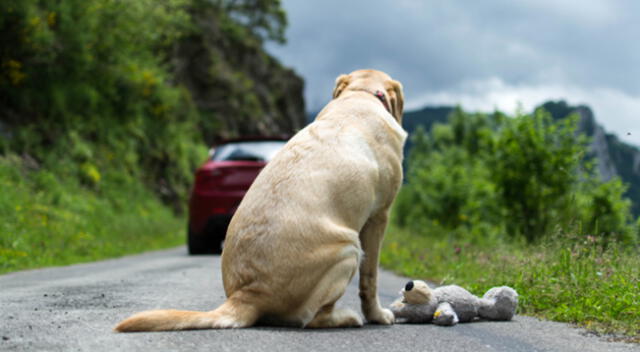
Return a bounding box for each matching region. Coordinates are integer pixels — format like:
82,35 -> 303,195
188,190 -> 245,234
193,214 -> 233,240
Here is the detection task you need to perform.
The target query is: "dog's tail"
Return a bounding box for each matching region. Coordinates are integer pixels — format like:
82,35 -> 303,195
114,299 -> 260,332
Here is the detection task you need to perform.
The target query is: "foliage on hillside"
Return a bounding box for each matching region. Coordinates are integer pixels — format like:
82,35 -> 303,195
402,102 -> 640,218
0,0 -> 303,272
396,107 -> 638,244
0,0 -> 303,209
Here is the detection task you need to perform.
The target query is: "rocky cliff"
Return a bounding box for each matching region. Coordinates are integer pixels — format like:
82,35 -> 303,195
540,101 -> 640,215
174,7 -> 306,143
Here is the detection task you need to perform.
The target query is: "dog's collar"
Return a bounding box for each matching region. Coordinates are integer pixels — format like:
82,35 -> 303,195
344,89 -> 391,113
373,90 -> 391,113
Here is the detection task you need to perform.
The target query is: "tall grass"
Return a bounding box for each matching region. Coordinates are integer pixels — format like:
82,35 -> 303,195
0,155 -> 185,274
381,224 -> 640,342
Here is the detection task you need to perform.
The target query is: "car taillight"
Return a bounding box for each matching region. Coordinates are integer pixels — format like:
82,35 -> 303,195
195,169 -> 223,190
211,207 -> 229,214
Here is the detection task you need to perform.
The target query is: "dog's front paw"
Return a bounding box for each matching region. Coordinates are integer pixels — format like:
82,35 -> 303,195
366,308 -> 395,325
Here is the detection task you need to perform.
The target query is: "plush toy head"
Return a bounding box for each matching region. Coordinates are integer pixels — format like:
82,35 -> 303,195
392,280 -> 519,326
402,280 -> 432,304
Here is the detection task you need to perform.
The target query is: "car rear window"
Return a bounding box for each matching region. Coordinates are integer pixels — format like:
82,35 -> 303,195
212,141 -> 287,162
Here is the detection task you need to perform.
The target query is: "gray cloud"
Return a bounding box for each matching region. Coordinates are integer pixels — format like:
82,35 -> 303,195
267,0 -> 640,145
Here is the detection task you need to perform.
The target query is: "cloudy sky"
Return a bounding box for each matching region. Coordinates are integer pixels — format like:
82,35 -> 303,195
266,0 -> 640,147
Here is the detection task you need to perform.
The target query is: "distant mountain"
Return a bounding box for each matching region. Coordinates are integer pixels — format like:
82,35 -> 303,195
402,101 -> 640,216
540,101 -> 640,216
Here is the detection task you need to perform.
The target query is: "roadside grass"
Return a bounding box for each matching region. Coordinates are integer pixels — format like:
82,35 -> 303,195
381,224 -> 640,343
0,155 -> 185,275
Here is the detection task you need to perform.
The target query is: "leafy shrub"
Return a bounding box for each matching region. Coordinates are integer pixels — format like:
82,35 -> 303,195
0,0 -> 204,205
0,0 -> 297,273
397,107 -> 637,244
0,0 -> 292,208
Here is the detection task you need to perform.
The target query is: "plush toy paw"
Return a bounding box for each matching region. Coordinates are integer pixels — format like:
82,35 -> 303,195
432,302 -> 458,326
390,298 -> 405,310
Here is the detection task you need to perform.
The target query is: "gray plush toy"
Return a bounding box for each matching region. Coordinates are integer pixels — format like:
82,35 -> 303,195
390,280 -> 518,326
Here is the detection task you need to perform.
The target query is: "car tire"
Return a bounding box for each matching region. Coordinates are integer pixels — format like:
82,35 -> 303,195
187,226 -> 221,255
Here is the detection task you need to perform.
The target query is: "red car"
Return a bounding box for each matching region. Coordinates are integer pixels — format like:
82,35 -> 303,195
187,137 -> 289,254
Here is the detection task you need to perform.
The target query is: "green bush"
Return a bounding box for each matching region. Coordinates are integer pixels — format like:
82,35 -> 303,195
1,0 -> 293,208
0,0 -> 205,205
397,107 -> 637,244
0,0 -> 295,273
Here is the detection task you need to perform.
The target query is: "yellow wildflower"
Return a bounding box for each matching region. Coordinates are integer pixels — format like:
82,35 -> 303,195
47,12 -> 57,27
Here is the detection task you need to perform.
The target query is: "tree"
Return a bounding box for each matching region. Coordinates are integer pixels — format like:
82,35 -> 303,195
214,0 -> 287,43
397,107 -> 637,244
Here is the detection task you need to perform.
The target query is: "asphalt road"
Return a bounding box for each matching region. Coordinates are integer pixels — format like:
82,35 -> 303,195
1,247 -> 638,352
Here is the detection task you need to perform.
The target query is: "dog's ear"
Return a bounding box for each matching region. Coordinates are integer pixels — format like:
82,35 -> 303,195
332,74 -> 351,99
386,79 -> 404,123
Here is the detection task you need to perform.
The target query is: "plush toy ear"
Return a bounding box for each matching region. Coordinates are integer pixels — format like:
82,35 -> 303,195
385,79 -> 404,123
332,74 -> 351,99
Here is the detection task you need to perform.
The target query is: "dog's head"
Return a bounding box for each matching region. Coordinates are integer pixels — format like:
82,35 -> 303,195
332,69 -> 404,123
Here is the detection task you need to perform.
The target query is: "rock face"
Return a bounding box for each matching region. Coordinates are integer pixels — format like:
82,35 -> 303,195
574,106 -> 617,181
541,101 -> 640,216
173,9 -> 306,144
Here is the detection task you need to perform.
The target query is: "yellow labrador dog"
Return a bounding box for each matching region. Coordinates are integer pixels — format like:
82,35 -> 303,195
115,69 -> 406,331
